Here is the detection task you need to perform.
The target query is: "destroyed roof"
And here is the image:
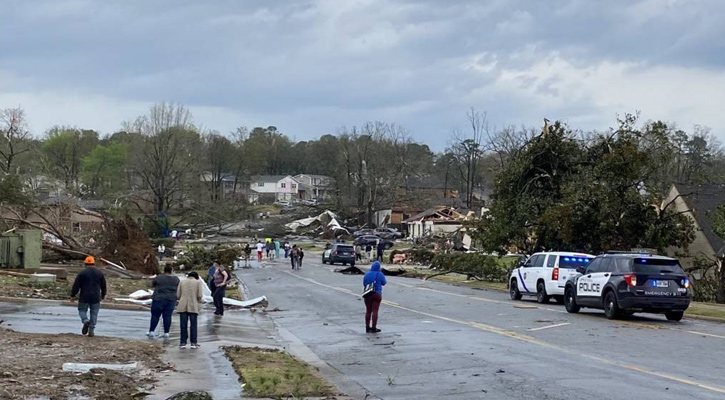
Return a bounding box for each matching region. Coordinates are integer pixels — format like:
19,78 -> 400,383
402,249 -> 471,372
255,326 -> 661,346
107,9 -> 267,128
402,206 -> 465,223
675,183 -> 725,256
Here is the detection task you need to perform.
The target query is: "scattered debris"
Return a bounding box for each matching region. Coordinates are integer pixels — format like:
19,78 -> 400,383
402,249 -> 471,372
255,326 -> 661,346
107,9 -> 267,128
115,281 -> 268,309
0,328 -> 163,400
335,266 -> 364,275
62,362 -> 139,373
381,267 -> 407,276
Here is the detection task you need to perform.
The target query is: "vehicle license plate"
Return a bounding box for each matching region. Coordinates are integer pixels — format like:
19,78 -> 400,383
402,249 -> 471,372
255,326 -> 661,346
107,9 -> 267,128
655,280 -> 669,288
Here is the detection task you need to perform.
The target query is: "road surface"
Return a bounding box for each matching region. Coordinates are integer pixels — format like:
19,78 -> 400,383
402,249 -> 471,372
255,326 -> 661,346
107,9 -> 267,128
240,256 -> 725,400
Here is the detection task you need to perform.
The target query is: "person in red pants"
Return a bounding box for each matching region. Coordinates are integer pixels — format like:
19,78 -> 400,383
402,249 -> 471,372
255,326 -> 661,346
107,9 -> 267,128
362,261 -> 387,333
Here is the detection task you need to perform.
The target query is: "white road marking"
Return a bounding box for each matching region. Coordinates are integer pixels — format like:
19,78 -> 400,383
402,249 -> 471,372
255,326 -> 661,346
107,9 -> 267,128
686,330 -> 725,340
528,322 -> 571,332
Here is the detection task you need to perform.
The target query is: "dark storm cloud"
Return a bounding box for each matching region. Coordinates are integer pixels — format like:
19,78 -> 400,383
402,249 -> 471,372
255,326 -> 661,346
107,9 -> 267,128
1,0 -> 724,149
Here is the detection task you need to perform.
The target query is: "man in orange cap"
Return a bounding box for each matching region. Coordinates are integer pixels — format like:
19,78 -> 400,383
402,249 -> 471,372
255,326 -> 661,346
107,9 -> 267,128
70,256 -> 107,337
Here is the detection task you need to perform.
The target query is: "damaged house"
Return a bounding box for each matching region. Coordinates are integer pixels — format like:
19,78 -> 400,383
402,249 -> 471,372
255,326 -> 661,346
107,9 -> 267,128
403,206 -> 466,239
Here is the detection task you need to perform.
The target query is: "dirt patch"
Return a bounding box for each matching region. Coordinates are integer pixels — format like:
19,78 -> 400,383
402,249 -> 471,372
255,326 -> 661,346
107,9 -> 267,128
0,274 -> 153,303
224,346 -> 337,399
0,327 -> 165,400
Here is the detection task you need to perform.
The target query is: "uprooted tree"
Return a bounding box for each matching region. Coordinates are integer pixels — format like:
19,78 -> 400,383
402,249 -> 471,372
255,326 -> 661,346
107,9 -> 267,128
1,201 -> 159,275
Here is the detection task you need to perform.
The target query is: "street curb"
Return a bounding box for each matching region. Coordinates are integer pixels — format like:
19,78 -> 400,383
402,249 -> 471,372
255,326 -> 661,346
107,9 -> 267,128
684,314 -> 725,323
0,296 -> 148,312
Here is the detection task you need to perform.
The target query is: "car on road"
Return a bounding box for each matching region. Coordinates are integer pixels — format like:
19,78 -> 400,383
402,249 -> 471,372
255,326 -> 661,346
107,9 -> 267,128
353,229 -> 375,237
322,243 -> 356,266
374,227 -> 404,239
509,251 -> 594,304
354,235 -> 394,249
563,253 -> 691,321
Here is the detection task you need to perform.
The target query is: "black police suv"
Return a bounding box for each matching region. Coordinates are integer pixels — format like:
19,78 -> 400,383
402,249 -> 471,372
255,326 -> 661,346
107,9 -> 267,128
564,253 -> 691,321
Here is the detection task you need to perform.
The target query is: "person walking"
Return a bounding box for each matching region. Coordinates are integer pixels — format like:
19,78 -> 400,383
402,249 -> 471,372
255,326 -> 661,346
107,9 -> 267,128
157,243 -> 166,260
265,238 -> 273,259
297,247 -> 304,269
274,238 -> 281,259
376,239 -> 385,262
70,256 -> 107,337
365,243 -> 373,262
147,265 -> 180,339
355,244 -> 362,262
256,240 -> 264,263
212,263 -> 229,316
363,261 -> 386,333
284,242 -> 290,258
290,244 -> 298,269
177,271 -> 203,349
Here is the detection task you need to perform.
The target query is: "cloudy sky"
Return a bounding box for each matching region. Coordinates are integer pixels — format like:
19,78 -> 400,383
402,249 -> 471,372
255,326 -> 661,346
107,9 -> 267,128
2,0 -> 724,149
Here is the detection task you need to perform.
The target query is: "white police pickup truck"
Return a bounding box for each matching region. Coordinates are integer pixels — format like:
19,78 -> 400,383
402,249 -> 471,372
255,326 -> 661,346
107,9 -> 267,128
509,252 -> 594,304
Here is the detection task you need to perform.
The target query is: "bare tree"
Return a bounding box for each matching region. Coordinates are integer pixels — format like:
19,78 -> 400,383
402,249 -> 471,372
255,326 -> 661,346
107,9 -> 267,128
122,103 -> 198,215
0,107 -> 31,174
449,108 -> 487,208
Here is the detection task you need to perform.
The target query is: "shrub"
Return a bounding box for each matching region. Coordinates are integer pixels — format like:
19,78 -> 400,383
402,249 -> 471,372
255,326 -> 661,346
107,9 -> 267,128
430,253 -> 514,282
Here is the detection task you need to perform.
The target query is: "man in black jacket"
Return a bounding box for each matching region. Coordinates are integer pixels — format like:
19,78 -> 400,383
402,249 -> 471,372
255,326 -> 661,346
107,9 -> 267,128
70,256 -> 107,337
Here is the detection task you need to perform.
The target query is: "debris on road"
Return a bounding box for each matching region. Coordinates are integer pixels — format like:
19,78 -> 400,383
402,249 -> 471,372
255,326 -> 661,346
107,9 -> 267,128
115,281 -> 268,309
381,267 -> 407,276
335,266 -> 364,275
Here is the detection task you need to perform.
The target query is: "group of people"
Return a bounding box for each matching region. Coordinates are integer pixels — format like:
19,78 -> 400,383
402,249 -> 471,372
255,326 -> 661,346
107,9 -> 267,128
353,242 -> 384,262
253,239 -> 304,269
70,238 -> 389,347
70,256 -> 229,349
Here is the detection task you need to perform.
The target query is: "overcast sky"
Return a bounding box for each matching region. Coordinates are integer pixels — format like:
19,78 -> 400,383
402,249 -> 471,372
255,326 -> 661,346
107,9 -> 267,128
2,0 -> 724,150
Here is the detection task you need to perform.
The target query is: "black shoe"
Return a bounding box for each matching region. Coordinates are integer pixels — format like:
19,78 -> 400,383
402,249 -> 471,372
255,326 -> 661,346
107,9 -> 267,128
372,328 -> 381,333
88,329 -> 95,337
82,321 -> 90,335
366,327 -> 373,333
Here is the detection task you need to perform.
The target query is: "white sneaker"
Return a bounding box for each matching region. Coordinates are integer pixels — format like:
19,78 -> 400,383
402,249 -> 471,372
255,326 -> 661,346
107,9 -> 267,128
147,332 -> 155,338
180,344 -> 187,349
190,344 -> 198,349
163,333 -> 170,339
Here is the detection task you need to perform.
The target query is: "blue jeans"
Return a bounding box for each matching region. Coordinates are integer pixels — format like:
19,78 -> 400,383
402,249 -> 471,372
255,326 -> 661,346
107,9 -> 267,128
78,302 -> 100,330
179,312 -> 198,345
149,299 -> 176,333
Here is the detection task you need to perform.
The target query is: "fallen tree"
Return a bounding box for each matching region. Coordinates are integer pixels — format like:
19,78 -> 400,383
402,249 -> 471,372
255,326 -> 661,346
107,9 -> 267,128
2,203 -> 159,274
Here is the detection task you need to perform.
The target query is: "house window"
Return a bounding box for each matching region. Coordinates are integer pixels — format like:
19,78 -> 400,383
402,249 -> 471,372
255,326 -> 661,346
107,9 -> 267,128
292,184 -> 297,189
281,183 -> 286,188
258,182 -> 264,187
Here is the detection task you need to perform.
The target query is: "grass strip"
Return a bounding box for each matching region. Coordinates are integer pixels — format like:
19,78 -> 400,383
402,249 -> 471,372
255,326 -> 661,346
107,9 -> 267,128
224,346 -> 335,399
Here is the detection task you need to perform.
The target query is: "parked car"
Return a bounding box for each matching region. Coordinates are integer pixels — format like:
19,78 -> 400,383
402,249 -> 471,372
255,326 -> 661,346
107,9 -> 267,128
563,253 -> 691,321
354,235 -> 394,249
374,227 -> 404,239
322,243 -> 356,266
353,229 -> 375,237
509,252 -> 594,304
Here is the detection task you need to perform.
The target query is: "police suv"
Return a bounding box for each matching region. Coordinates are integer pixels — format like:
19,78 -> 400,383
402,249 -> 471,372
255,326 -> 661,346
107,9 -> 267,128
563,253 -> 691,321
509,252 -> 594,304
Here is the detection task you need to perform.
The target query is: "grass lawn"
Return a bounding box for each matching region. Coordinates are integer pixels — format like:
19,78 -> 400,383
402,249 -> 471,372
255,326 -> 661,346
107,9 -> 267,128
224,347 -> 335,399
686,302 -> 725,320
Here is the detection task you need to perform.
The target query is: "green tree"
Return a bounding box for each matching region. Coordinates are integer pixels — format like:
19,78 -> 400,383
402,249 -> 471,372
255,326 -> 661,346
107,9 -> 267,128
80,142 -> 128,198
474,116 -> 694,255
41,127 -> 99,192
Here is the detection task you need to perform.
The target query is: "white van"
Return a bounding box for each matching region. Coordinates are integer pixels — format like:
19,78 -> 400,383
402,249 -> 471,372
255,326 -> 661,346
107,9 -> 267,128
509,252 -> 594,304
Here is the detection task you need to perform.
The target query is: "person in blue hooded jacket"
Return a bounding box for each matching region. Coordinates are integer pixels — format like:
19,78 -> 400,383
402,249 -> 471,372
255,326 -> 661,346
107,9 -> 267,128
362,261 -> 387,333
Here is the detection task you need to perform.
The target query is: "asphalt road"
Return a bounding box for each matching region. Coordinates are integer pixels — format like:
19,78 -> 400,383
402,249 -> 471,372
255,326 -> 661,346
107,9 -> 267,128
240,256 -> 725,400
